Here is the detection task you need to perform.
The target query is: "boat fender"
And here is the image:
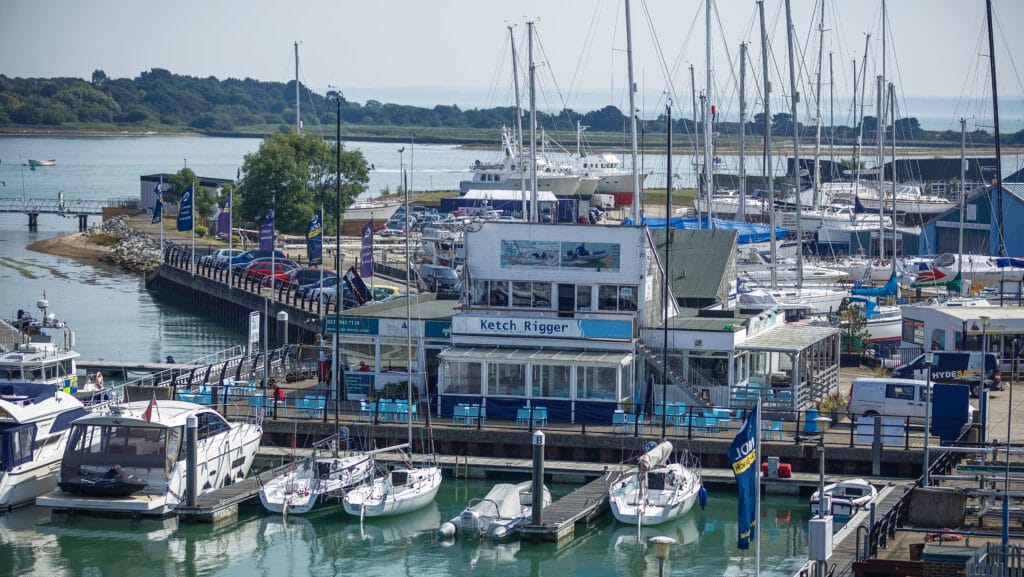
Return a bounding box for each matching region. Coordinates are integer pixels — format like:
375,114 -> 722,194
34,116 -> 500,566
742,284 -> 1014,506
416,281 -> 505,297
437,518 -> 460,540
698,485 -> 708,510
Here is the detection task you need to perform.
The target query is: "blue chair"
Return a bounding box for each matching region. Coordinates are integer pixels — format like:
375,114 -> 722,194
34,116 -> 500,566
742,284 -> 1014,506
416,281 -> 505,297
453,404 -> 470,426
311,396 -> 326,418
712,408 -> 734,430
358,401 -> 374,421
393,401 -> 410,423
378,400 -> 395,422
516,407 -> 531,427
534,406 -> 547,427
625,413 -> 644,434
611,410 -> 627,433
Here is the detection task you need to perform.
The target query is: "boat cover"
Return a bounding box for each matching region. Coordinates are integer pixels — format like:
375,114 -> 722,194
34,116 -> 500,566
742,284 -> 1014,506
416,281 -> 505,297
638,441 -> 673,470
850,272 -> 899,297
625,217 -> 789,245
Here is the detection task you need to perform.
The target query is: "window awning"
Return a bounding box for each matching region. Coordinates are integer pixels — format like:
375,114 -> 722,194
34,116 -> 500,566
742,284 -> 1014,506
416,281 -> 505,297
438,346 -> 633,366
739,324 -> 839,353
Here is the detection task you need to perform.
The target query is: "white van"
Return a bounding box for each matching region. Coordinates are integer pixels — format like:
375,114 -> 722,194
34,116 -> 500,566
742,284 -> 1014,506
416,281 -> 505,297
847,378 -> 974,424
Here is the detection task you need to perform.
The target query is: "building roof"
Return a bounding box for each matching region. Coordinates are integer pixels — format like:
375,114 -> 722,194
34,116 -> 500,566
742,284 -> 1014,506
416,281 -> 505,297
904,305 -> 1024,323
141,173 -> 235,188
649,228 -> 737,307
739,323 -> 838,352
341,294 -> 457,321
665,308 -> 753,332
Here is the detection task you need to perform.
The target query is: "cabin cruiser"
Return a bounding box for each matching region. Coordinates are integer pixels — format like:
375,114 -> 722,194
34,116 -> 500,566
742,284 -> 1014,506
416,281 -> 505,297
609,441 -> 704,526
0,391 -> 88,510
36,400 -> 262,517
437,480 -> 551,541
810,478 -> 878,517
914,253 -> 1024,288
460,127 -> 582,196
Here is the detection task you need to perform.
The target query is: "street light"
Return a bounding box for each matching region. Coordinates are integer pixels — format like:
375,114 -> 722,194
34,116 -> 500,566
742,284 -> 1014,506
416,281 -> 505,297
814,416 -> 832,519
980,315 -> 991,354
923,350 -> 933,487
649,536 -> 676,577
327,89 -> 346,409
397,147 -> 406,195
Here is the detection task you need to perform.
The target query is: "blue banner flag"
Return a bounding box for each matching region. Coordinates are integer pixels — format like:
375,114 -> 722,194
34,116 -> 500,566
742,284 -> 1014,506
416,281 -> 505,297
359,220 -> 374,278
306,210 -> 323,266
151,183 -> 164,224
728,405 -> 759,549
217,195 -> 231,238
259,208 -> 275,252
176,184 -> 194,232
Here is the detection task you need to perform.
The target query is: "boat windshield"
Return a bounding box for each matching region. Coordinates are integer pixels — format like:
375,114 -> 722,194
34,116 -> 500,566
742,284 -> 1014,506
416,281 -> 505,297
63,423 -> 182,472
933,253 -> 956,268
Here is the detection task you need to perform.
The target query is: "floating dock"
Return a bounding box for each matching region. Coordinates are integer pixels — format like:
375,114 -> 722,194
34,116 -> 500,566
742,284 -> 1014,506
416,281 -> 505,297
518,467 -> 629,543
175,462 -> 292,523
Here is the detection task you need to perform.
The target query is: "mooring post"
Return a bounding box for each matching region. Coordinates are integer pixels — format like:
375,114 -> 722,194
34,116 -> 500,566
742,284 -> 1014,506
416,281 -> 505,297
276,311 -> 288,349
186,415 -> 198,507
28,213 -> 38,231
532,430 -> 545,527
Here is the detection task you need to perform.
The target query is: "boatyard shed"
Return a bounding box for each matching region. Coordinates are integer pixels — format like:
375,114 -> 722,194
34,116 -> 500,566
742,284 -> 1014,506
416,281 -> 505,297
648,228 -> 738,308
139,173 -> 235,215
918,184 -> 1024,256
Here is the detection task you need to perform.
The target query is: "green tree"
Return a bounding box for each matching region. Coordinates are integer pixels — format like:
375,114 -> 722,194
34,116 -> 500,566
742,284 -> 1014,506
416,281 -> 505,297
236,131 -> 369,234
194,185 -> 217,220
166,168 -> 197,205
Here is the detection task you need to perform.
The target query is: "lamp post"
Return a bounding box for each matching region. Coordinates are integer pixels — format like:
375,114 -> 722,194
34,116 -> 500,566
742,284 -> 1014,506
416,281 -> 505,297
814,416 -> 831,518
980,315 -> 990,354
649,536 -> 676,577
1004,338 -> 1017,562
923,350 -> 933,487
398,147 -> 406,196
327,90 -> 346,409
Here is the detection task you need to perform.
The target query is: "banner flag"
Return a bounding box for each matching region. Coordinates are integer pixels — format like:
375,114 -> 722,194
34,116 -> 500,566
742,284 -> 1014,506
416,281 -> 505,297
151,182 -> 166,224
359,220 -> 374,277
306,210 -> 323,266
217,195 -> 231,238
176,184 -> 194,232
729,404 -> 759,549
259,208 -> 275,252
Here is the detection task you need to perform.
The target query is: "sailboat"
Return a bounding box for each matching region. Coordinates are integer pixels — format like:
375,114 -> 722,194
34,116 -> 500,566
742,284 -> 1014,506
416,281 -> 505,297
258,432 -> 372,514
342,138 -> 442,519
608,441 -> 704,526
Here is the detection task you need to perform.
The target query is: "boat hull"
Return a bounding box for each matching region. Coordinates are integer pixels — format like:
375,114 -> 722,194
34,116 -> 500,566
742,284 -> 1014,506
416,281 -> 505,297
342,466 -> 442,518
458,176 -> 581,196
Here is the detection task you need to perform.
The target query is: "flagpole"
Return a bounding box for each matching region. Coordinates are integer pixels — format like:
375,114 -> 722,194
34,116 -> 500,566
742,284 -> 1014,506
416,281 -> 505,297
159,175 -> 164,262
755,396 -> 762,577
190,177 -> 196,275
271,193 -> 276,303
319,204 -> 324,315
228,181 -> 233,291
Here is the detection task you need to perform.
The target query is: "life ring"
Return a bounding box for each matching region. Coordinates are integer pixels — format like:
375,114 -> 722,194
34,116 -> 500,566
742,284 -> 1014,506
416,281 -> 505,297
95,372 -> 104,389
925,529 -> 963,542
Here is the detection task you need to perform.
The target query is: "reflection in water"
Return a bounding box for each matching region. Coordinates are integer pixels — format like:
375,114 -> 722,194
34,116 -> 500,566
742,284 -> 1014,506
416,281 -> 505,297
1,484 -> 812,577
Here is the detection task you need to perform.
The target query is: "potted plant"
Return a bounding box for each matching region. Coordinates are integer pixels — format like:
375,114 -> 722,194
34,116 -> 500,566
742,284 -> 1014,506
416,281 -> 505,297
817,391 -> 849,424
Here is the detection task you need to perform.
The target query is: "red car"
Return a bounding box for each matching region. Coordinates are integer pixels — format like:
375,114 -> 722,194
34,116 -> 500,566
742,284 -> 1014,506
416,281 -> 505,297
245,261 -> 297,286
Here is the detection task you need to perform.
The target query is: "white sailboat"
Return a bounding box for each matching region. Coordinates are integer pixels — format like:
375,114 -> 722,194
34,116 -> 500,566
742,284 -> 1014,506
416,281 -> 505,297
608,441 -> 704,526
342,132 -> 441,520
258,433 -> 372,514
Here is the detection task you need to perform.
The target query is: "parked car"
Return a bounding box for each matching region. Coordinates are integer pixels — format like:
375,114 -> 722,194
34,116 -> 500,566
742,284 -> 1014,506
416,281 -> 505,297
200,248 -> 243,267
224,249 -> 286,270
890,351 -> 1001,397
279,268 -> 336,290
233,256 -> 297,273
245,260 -> 297,284
419,264 -> 461,294
306,278 -> 359,309
376,226 -> 406,238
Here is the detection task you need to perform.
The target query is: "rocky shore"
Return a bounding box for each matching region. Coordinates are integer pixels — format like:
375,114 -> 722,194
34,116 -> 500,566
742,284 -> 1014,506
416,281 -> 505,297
29,215 -> 162,273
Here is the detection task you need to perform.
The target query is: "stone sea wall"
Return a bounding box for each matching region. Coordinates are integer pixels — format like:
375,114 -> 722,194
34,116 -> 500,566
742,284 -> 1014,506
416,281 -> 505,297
88,215 -> 162,273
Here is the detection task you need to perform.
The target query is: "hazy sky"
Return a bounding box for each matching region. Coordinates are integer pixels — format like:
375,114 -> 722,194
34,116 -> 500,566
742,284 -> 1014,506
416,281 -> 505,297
3,0 -> 1022,129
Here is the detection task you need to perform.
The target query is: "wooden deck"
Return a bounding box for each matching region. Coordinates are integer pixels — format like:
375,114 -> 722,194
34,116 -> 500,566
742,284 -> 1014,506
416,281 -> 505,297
176,462 -> 292,523
518,467 -> 630,544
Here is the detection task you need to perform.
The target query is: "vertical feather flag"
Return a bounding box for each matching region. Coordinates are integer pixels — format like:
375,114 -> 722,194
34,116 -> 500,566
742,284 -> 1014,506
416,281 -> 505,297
259,208 -> 275,252
177,184 -> 194,232
306,210 -> 323,266
151,182 -> 165,224
359,220 -> 374,278
729,404 -> 759,549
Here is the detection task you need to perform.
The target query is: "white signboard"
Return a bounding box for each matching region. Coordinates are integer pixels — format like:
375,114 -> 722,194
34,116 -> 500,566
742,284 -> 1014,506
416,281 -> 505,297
248,311 -> 261,357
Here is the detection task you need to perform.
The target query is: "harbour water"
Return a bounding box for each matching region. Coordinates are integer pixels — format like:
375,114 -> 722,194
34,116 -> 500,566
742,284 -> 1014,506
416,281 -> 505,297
1,480 -> 813,577
0,135 -> 829,575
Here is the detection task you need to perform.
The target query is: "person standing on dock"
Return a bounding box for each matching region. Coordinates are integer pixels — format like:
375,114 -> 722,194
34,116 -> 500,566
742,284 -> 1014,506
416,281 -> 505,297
270,383 -> 285,418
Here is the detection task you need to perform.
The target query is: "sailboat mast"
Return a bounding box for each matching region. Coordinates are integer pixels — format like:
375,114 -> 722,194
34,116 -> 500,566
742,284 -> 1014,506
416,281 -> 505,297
829,52 -> 834,174
662,101 -> 672,439
738,43 -> 747,222
625,0 -> 641,224
784,0 -> 803,288
876,75 -> 885,261
528,21 -> 538,222
855,34 -> 871,187
690,65 -> 700,226
813,0 -> 825,209
703,0 -> 714,228
404,142 -> 414,447
959,118 -> 966,281
986,0 -> 1005,256
757,0 -> 776,288
889,83 -> 897,276
509,25 -> 527,221
295,41 -> 301,134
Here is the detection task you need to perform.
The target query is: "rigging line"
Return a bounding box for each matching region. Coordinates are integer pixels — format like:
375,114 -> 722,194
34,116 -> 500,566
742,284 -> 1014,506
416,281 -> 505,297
638,0 -> 682,108
563,0 -> 605,109
992,4 -> 1024,104
659,0 -> 703,127
948,18 -> 992,134
711,0 -> 741,120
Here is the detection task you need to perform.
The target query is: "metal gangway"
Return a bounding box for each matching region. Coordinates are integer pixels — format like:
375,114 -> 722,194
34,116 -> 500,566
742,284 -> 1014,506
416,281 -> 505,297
0,196 -> 137,230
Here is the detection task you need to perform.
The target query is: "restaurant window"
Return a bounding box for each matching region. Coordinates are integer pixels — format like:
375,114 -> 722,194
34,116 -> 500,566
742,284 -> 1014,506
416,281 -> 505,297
576,285 -> 592,311
444,362 -> 481,395
576,365 -> 617,400
488,362 -> 527,397
930,329 -> 946,351
598,285 -> 638,312
511,282 -> 550,309
532,364 -> 570,398
488,281 -> 509,307
344,343 -> 375,372
379,344 -> 411,372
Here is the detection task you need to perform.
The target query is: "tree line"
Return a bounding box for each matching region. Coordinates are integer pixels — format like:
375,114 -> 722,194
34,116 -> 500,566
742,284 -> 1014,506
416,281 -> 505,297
2,69 -> 1022,146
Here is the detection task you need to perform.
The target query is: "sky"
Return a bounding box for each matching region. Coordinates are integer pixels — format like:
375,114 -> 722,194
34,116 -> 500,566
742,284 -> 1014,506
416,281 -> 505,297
2,0 -> 1023,131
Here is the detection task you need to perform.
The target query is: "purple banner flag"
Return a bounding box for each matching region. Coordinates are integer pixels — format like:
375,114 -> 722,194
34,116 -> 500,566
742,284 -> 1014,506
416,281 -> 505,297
259,208 -> 275,252
217,196 -> 231,238
359,220 -> 374,278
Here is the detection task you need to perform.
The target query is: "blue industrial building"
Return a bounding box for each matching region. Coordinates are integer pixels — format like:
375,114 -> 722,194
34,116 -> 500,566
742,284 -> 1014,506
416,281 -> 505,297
919,171 -> 1024,257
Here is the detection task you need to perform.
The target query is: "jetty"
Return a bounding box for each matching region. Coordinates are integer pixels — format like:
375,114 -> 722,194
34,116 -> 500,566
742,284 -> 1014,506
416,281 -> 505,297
518,467 -> 628,543
0,196 -> 136,231
176,462 -> 292,523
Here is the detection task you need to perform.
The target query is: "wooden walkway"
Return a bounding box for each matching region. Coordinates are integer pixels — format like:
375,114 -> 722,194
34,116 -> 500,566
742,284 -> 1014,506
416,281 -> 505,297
518,466 -> 630,544
176,462 -> 292,523
816,481 -> 916,577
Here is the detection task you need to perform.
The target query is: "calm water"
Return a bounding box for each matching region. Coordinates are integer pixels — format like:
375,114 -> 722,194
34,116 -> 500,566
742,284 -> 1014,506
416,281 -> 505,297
0,481 -> 812,577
